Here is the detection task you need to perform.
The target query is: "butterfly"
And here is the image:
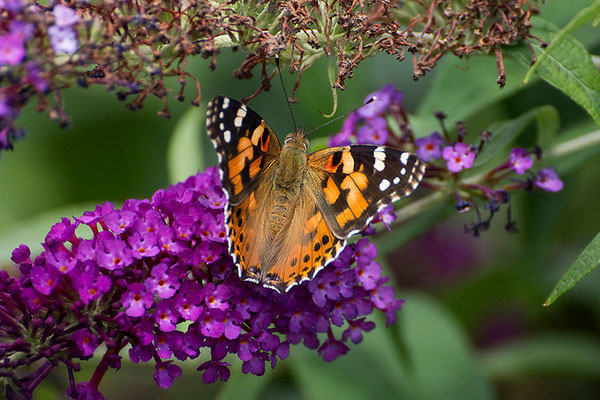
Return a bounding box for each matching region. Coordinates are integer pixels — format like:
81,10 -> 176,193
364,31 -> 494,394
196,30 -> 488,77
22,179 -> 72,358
206,96 -> 425,293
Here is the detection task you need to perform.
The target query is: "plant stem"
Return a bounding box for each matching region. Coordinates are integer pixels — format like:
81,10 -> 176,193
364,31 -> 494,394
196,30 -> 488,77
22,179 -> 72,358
544,129 -> 600,159
393,190 -> 447,226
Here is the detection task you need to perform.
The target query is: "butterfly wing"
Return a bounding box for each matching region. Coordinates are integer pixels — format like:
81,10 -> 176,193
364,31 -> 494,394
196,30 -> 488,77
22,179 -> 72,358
306,145 -> 426,239
226,174 -> 274,286
259,189 -> 346,292
206,96 -> 282,287
206,96 -> 281,206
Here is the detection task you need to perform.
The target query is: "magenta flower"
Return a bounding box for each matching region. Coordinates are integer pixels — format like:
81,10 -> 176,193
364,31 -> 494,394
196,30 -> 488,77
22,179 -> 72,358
123,283 -> 154,317
509,147 -> 534,175
415,132 -> 444,161
2,167 -> 405,398
357,84 -> 403,120
329,112 -> 357,146
72,383 -> 105,400
8,20 -> 33,41
356,116 -> 388,145
154,361 -> 182,389
442,142 -> 477,172
25,61 -> 49,92
0,33 -> 25,65
0,0 -> 23,12
30,265 -> 59,295
535,167 -> 564,192
73,329 -> 98,357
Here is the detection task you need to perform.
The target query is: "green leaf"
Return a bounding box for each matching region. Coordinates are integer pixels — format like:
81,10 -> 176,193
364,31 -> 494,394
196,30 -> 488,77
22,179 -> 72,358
399,293 -> 494,400
523,1 -> 600,84
506,17 -> 600,125
535,104 -> 561,151
288,313 -> 416,400
543,124 -> 600,173
471,105 -> 560,170
412,55 -> 528,137
167,105 -> 206,184
544,231 -> 600,306
482,333 -> 600,379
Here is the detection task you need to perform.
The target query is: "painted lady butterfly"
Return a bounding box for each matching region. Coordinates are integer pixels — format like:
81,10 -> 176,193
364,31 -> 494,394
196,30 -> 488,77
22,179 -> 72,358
206,96 -> 425,293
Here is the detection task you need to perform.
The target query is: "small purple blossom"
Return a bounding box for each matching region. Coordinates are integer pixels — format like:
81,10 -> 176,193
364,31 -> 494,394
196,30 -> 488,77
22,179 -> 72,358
0,33 -> 25,65
318,338 -> 350,362
154,361 -> 182,389
329,112 -> 357,146
198,361 -> 231,384
155,300 -> 179,332
342,318 -> 375,344
356,116 -> 388,145
357,84 -> 403,120
30,265 -> 59,295
25,61 -> 49,92
73,329 -> 98,357
9,20 -> 33,41
146,263 -> 180,299
442,142 -> 477,172
509,147 -> 534,175
415,132 -> 444,161
535,167 -> 564,192
95,232 -> 133,270
0,0 -> 23,12
328,85 -> 404,148
123,283 -> 154,317
72,383 -> 105,400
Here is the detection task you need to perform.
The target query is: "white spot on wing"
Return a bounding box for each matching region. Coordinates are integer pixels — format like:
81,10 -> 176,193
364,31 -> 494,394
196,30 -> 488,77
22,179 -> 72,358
222,98 -> 230,109
234,116 -> 244,128
374,147 -> 386,171
224,130 -> 231,143
379,179 -> 390,191
400,167 -> 406,175
400,152 -> 409,164
393,176 -> 400,185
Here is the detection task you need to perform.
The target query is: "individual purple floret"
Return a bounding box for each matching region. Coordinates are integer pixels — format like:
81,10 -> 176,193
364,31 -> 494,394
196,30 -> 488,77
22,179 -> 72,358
442,142 -> 477,173
415,132 -> 444,162
328,85 -> 406,147
535,167 -> 564,192
509,147 -> 534,175
1,166 -> 405,398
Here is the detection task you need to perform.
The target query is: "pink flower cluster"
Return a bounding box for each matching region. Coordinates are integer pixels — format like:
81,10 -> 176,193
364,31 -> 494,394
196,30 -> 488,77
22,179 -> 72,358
2,167 -> 403,398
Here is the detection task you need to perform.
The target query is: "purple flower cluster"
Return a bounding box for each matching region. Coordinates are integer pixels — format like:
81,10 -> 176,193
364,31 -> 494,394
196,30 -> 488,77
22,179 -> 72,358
1,167 -> 402,398
329,84 -> 403,147
326,84 -> 564,237
413,132 -> 562,191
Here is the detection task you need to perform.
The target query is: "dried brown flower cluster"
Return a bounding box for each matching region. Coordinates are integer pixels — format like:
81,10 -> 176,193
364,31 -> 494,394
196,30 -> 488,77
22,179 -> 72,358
0,0 -> 539,153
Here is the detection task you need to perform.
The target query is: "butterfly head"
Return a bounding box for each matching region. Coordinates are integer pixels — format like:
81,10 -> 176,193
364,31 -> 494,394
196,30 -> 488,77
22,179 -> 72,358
283,128 -> 309,152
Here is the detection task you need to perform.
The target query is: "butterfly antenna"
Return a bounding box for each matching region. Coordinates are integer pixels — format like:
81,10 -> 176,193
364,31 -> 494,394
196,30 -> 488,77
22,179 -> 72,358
305,96 -> 377,137
275,57 -> 298,132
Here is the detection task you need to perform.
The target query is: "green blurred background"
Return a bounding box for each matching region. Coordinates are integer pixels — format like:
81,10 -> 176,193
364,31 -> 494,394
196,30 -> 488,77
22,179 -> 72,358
2,1 -> 600,399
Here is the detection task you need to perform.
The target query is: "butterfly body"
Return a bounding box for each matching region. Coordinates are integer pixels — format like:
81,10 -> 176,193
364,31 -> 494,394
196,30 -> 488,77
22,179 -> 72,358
206,96 -> 425,293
